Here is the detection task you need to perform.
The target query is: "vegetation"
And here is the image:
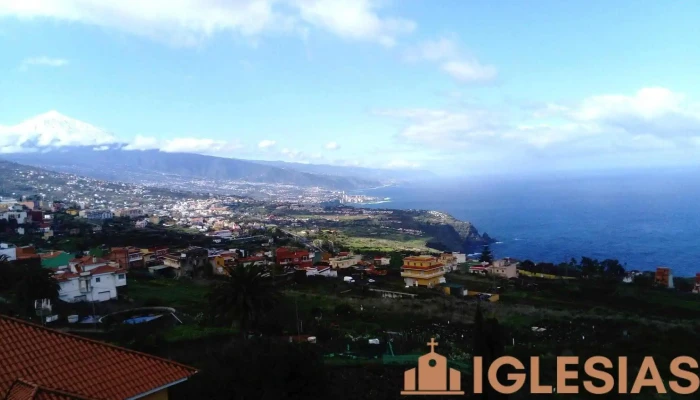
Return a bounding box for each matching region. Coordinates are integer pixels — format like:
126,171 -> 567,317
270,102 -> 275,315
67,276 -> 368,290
0,256 -> 59,315
478,244 -> 493,263
209,265 -> 281,337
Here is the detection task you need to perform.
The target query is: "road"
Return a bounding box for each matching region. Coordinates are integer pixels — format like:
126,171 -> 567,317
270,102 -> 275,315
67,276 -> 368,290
279,229 -> 323,252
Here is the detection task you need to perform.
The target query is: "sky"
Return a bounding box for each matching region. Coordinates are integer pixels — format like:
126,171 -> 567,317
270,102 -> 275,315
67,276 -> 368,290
1,0 -> 700,176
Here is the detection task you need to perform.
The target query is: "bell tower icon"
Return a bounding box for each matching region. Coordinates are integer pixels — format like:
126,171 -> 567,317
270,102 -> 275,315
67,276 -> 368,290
401,338 -> 464,395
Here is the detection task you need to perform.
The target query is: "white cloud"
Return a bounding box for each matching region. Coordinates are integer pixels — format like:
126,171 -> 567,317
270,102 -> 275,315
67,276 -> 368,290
292,0 -> 415,47
404,36 -> 496,83
324,141 -> 340,150
20,56 -> 69,70
0,110 -> 116,148
122,135 -> 160,150
281,147 -> 305,159
376,87 -> 700,170
375,108 -> 504,149
403,37 -> 458,62
124,136 -> 243,154
0,111 -> 245,157
0,0 -> 414,47
385,159 -> 420,169
160,137 -> 243,154
258,139 -> 276,149
441,60 -> 497,83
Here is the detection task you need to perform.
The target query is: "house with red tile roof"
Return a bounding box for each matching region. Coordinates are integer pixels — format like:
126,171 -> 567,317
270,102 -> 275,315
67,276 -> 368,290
54,257 -> 127,303
276,247 -> 312,269
0,315 -> 197,399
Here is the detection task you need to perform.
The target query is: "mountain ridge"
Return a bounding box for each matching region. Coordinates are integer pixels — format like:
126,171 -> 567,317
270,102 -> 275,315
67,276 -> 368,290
0,111 -> 427,190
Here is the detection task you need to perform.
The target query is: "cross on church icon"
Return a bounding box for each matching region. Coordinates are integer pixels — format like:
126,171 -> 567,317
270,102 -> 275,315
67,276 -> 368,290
401,338 -> 464,395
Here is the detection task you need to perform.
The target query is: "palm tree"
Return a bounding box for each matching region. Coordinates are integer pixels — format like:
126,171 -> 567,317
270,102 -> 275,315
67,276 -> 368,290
209,265 -> 280,339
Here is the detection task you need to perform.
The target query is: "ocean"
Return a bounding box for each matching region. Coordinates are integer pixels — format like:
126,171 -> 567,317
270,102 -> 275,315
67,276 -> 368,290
360,168 -> 700,276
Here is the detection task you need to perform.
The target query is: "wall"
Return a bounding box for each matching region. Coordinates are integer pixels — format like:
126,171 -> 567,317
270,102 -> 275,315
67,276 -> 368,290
58,273 -> 122,302
0,247 -> 17,261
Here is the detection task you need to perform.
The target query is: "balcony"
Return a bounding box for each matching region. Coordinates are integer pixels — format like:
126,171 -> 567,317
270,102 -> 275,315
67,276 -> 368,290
78,278 -> 90,293
400,268 -> 446,280
128,254 -> 143,262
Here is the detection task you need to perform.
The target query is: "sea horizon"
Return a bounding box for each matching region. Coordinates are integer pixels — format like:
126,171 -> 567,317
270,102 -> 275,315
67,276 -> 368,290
360,168 -> 700,277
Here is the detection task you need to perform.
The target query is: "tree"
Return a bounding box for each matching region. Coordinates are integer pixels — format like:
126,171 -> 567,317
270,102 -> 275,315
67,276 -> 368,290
479,245 -> 493,263
209,265 -> 280,338
13,262 -> 60,313
172,339 -> 327,400
0,255 -> 14,292
389,253 -> 404,270
580,257 -> 600,278
472,302 -> 507,400
601,259 -> 625,279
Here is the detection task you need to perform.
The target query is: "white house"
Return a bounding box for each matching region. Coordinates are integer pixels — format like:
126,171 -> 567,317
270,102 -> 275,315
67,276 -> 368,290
304,266 -> 337,278
452,252 -> 467,264
374,256 -> 390,266
54,256 -> 127,302
79,209 -> 114,220
134,219 -> 148,229
329,252 -> 362,269
0,209 -> 27,224
210,230 -> 233,239
0,243 -> 17,261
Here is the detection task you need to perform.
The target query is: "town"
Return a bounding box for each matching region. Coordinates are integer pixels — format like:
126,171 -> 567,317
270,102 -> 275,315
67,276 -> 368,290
2,178 -> 700,400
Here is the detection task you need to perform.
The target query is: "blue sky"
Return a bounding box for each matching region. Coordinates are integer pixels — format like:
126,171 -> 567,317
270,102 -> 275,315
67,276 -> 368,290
1,0 -> 700,176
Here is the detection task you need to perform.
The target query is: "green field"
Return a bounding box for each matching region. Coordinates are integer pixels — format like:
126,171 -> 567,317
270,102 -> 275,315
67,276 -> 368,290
126,278 -> 209,314
164,325 -> 237,342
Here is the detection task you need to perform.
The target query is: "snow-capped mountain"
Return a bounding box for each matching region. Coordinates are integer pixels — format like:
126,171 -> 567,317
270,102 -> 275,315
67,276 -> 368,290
0,111 -> 428,190
0,111 -> 117,151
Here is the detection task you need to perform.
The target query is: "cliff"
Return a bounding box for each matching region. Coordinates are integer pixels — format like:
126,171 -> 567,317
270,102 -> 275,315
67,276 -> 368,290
392,209 -> 495,253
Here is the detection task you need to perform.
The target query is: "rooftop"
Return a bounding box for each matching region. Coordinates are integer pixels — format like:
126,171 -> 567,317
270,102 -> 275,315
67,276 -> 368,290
54,265 -> 126,281
403,256 -> 437,261
0,315 -> 197,400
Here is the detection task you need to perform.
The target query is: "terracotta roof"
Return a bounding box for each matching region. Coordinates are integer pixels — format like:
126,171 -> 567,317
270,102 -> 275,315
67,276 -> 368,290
6,379 -> 92,400
39,252 -> 65,260
68,256 -> 109,265
404,256 -> 437,261
0,316 -> 197,400
53,266 -> 126,281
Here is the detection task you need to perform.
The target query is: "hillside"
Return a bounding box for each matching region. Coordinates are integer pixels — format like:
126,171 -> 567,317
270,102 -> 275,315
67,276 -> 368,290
253,160 -> 437,182
3,148 -> 381,191
0,160 -> 208,204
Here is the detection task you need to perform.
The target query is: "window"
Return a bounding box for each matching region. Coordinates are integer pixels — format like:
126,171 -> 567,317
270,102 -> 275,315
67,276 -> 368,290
118,274 -> 125,280
95,277 -> 101,283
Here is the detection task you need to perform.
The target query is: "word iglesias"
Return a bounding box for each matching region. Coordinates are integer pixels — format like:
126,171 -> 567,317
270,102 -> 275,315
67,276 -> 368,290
473,356 -> 699,395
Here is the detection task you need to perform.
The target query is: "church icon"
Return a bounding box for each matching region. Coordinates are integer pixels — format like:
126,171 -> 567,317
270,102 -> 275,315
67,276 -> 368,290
401,338 -> 464,395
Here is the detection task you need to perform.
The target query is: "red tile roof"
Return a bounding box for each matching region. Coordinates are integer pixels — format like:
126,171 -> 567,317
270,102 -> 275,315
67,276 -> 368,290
6,379 -> 92,400
68,256 -> 109,265
53,266 -> 126,282
0,316 -> 197,399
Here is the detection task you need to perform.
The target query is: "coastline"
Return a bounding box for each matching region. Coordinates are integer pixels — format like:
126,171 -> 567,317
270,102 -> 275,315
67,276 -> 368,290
355,184 -> 698,277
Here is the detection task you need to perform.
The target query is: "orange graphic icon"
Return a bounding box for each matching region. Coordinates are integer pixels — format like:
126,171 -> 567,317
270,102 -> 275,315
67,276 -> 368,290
401,338 -> 464,395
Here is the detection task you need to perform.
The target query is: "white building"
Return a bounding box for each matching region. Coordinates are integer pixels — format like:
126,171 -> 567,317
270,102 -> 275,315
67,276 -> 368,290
134,219 -> 148,229
0,243 -> 17,261
329,252 -> 362,269
305,266 -> 337,278
374,256 -> 390,266
210,230 -> 233,239
0,210 -> 27,224
452,252 -> 467,264
78,209 -> 114,220
54,257 -> 127,302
